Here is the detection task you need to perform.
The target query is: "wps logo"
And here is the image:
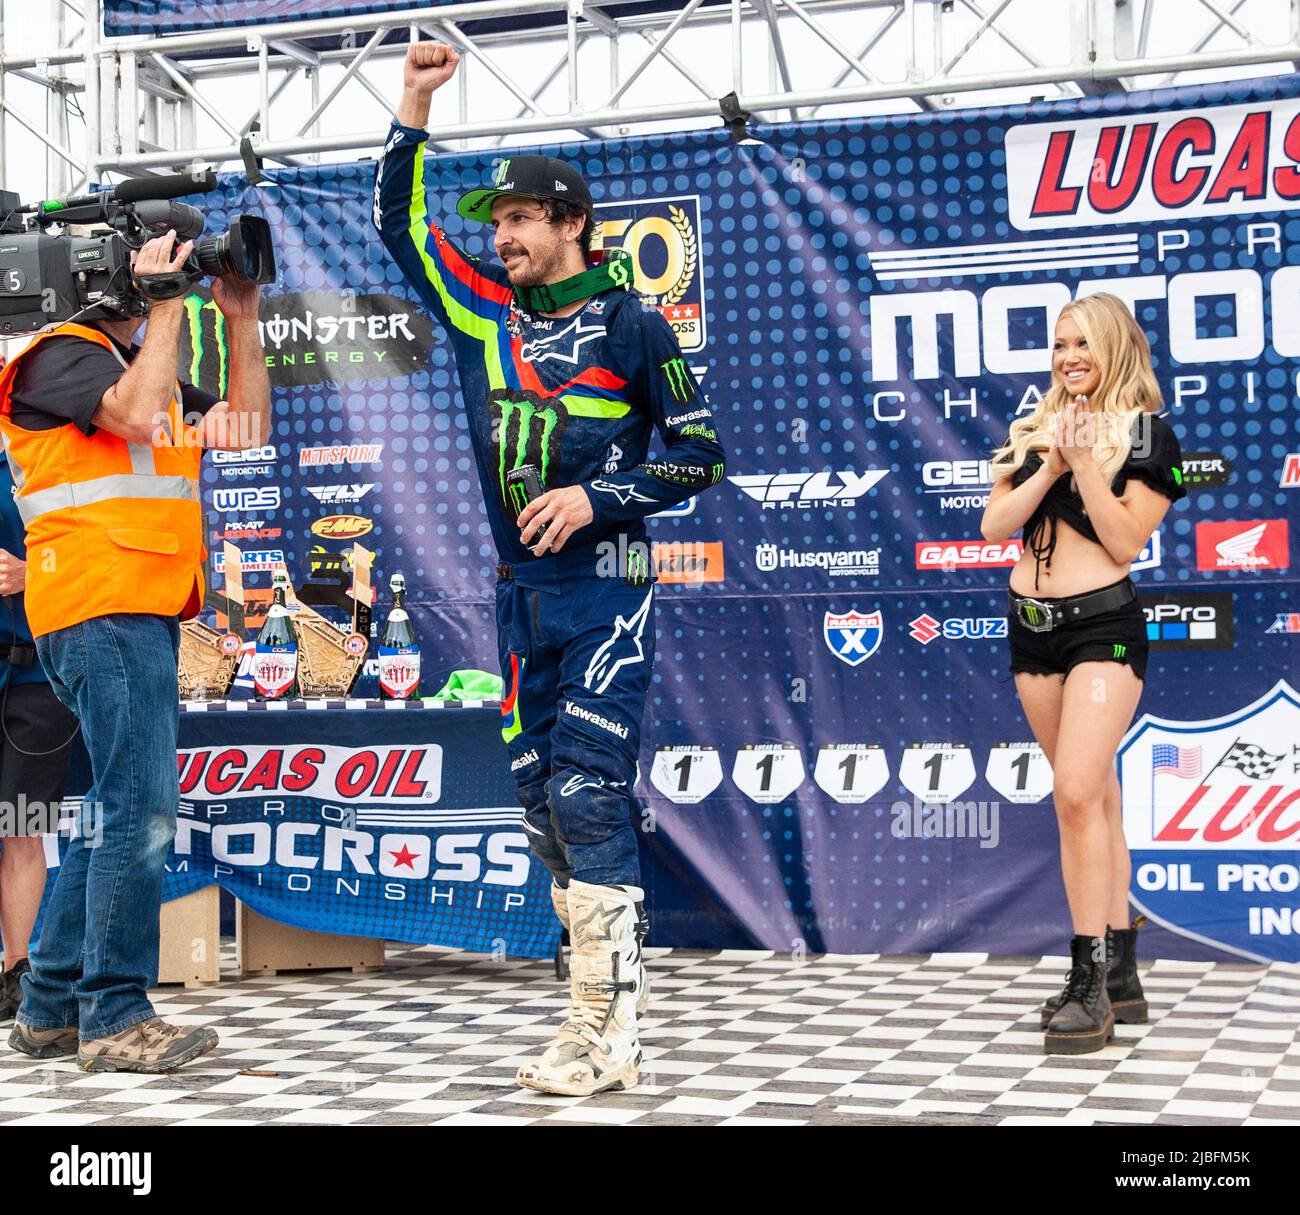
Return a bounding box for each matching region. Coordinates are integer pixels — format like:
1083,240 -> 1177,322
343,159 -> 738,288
730,470 -> 888,510
212,486 -> 281,514
1196,520 -> 1290,571
1006,98 -> 1300,229
177,744 -> 441,804
595,194 -> 705,351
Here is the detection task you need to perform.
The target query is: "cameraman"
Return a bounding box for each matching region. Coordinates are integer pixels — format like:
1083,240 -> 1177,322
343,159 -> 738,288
0,229 -> 270,1073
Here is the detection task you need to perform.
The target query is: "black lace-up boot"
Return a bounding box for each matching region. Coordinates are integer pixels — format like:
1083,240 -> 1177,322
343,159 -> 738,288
1040,916 -> 1149,1028
1043,934 -> 1114,1055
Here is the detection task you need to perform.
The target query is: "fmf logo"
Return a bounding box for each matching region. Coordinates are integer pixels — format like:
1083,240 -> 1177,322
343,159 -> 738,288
298,443 -> 383,468
908,614 -> 1007,644
1119,681 -> 1300,963
211,445 -> 276,466
177,745 -> 441,804
305,483 -> 375,506
915,539 -> 1023,569
311,514 -> 374,541
212,486 -> 281,514
595,194 -> 705,351
214,549 -> 284,574
729,470 -> 888,510
1196,519 -> 1290,571
1006,99 -> 1300,229
651,541 -> 724,584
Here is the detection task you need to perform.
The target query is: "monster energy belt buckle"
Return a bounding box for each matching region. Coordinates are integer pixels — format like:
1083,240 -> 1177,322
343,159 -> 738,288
1015,596 -> 1056,633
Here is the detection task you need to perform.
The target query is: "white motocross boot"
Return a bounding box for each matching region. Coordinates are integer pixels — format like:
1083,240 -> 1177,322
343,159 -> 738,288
518,879 -> 644,1096
551,879 -> 649,1016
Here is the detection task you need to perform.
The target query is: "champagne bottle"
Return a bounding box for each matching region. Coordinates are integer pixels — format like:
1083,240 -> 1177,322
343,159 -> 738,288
378,573 -> 421,700
252,570 -> 299,700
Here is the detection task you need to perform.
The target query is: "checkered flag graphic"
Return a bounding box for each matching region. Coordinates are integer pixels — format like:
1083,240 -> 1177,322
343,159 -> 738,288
1213,739 -> 1285,781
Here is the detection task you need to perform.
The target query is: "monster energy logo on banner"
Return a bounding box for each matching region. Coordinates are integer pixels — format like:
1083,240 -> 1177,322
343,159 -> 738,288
660,357 -> 696,405
490,392 -> 568,511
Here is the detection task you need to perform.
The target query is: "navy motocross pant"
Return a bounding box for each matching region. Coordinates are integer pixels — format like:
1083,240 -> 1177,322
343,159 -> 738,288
495,550 -> 654,889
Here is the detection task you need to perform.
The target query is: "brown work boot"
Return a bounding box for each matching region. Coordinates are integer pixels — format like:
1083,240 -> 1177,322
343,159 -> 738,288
9,1020 -> 79,1059
78,1017 -> 218,1073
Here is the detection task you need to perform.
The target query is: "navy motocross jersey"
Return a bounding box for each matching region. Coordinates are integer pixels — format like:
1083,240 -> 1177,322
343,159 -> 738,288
372,120 -> 727,568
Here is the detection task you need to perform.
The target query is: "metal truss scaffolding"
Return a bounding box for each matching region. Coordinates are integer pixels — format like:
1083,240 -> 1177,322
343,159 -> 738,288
2,0 -> 1299,193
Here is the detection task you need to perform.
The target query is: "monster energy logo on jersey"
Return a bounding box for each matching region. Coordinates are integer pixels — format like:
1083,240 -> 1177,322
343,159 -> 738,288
660,357 -> 696,404
489,391 -> 569,512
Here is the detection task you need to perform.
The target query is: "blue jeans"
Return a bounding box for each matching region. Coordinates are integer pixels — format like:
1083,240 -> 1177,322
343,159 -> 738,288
19,614 -> 181,1040
496,559 -> 653,889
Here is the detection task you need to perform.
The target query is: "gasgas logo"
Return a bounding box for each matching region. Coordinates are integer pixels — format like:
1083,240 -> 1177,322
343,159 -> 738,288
176,745 -> 441,805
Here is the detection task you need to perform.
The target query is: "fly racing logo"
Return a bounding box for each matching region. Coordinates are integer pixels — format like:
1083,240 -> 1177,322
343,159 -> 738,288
660,356 -> 697,404
584,590 -> 653,695
50,1146 -> 151,1195
489,392 -> 568,510
730,470 -> 889,510
305,483 -> 375,506
590,479 -> 656,506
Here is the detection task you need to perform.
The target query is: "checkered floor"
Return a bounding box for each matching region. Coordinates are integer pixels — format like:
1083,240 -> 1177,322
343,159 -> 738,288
1,946 -> 1297,1126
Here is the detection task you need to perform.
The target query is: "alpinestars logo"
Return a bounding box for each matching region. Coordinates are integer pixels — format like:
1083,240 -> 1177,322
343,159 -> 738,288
489,392 -> 568,513
591,479 -> 655,506
660,356 -> 697,404
730,470 -> 888,510
584,590 -> 653,695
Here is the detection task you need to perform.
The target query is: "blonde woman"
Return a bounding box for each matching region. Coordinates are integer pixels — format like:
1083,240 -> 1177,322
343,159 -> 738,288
981,292 -> 1186,1054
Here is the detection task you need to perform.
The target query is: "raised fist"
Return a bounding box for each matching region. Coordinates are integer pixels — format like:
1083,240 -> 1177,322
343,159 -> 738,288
404,42 -> 460,94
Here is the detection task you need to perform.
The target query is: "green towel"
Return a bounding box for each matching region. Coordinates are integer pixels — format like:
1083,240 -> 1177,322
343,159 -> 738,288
433,669 -> 504,701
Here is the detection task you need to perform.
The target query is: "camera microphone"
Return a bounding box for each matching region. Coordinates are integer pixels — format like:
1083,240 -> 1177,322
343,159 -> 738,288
114,170 -> 217,204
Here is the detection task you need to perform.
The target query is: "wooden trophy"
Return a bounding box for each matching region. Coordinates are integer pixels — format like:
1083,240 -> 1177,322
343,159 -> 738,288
276,543 -> 372,698
178,541 -> 245,700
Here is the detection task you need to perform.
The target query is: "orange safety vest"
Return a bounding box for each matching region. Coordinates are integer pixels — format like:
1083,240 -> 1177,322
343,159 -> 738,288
0,322 -> 206,638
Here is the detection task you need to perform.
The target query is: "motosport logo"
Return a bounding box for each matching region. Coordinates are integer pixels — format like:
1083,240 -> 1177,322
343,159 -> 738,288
729,470 -> 888,510
212,486 -> 281,515
177,745 -> 441,804
1196,519 -> 1290,571
1006,98 -> 1300,229
1139,592 -> 1235,650
299,443 -> 384,469
915,539 -> 1023,569
1282,453 -> 1300,488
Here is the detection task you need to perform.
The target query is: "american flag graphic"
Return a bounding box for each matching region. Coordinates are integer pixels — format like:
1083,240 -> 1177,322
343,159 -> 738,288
1151,743 -> 1202,779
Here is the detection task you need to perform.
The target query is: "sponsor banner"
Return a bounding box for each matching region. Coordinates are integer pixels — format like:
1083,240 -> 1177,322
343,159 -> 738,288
916,539 -> 1023,569
298,443 -> 384,469
1195,519 -> 1290,571
651,540 -> 724,584
311,514 -> 375,541
1140,592 -> 1235,649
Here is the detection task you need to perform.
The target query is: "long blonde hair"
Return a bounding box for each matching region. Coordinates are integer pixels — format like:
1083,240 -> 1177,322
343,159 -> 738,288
991,292 -> 1164,486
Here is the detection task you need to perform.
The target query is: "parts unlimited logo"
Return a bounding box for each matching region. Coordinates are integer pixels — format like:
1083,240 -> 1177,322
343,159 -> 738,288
595,194 -> 705,351
178,290 -> 436,392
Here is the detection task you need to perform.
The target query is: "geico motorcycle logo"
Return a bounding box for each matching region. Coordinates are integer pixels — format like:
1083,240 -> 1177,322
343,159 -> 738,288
1119,680 -> 1300,963
915,539 -> 1022,568
177,745 -> 441,804
1006,98 -> 1300,229
730,470 -> 888,510
310,514 -> 374,541
211,445 -> 276,466
921,459 -> 992,510
211,485 -> 281,514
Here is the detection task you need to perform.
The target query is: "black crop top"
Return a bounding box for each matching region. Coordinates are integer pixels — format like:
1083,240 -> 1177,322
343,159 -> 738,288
1004,412 -> 1187,589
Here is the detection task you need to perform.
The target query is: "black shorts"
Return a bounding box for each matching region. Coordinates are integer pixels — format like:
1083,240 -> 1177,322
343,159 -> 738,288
0,680 -> 79,837
1007,581 -> 1149,682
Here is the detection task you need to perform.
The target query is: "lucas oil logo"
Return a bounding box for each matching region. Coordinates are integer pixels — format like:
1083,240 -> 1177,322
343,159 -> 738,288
1119,680 -> 1300,963
595,194 -> 705,351
177,744 -> 441,804
1006,98 -> 1300,230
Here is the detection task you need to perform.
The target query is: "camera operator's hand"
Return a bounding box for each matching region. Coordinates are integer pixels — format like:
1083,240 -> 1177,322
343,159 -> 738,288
211,275 -> 260,321
130,229 -> 194,309
0,548 -> 26,596
404,42 -> 459,96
